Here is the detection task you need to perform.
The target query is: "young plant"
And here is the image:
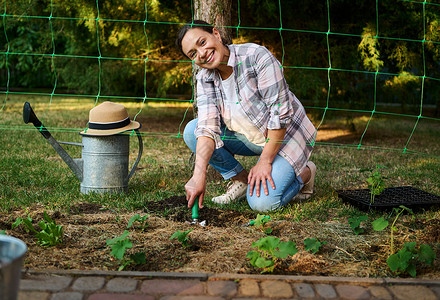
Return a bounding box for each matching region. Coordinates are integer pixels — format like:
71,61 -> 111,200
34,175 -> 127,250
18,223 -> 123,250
372,206 -> 413,255
127,214 -> 149,231
389,206 -> 413,255
246,236 -> 297,273
304,237 -> 327,254
12,215 -> 35,233
248,214 -> 272,234
170,229 -> 193,248
387,242 -> 436,277
361,165 -> 387,204
35,212 -> 64,247
12,212 -> 63,246
106,230 -> 146,271
348,215 -> 369,235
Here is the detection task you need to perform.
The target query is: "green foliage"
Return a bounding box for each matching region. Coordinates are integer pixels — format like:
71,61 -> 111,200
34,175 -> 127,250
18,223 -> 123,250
35,212 -> 64,247
358,24 -> 384,71
12,212 -> 63,246
370,206 -> 413,255
348,215 -> 369,235
2,0 -> 440,109
0,230 -> 5,235
107,230 -> 132,260
170,229 -> 193,248
389,206 -> 414,255
249,214 -> 272,234
12,216 -> 36,233
368,206 -> 432,276
387,242 -> 436,277
127,214 -> 149,231
246,236 -> 297,273
361,165 -> 387,204
106,230 -> 146,271
304,238 -> 327,254
372,216 -> 389,232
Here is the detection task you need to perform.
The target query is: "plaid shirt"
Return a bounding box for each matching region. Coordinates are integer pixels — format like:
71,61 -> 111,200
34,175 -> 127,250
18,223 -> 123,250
194,43 -> 316,175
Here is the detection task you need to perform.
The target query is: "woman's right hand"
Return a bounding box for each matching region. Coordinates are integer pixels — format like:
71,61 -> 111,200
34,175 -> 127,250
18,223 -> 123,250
185,173 -> 206,209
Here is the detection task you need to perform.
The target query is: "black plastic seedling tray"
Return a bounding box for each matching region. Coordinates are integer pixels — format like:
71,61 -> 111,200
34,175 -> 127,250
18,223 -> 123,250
337,186 -> 440,211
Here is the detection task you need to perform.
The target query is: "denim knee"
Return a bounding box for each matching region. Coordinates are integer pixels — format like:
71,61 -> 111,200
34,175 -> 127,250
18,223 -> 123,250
183,119 -> 197,153
247,193 -> 282,212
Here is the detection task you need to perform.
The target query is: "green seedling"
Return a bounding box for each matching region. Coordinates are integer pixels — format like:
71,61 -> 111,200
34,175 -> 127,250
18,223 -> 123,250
304,237 -> 327,254
36,212 -> 64,247
389,206 -> 413,255
348,215 -> 369,235
12,216 -> 35,233
371,206 -> 413,255
361,165 -> 387,204
170,229 -> 193,248
106,230 -> 146,271
127,214 -> 149,231
387,242 -> 436,277
12,212 -> 63,246
248,214 -> 272,234
246,236 -> 297,273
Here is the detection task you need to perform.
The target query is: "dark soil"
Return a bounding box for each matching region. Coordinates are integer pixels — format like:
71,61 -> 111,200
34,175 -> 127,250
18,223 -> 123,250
145,196 -> 255,227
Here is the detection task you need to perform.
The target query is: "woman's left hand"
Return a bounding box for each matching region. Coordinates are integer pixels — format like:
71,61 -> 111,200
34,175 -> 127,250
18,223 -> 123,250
248,160 -> 275,197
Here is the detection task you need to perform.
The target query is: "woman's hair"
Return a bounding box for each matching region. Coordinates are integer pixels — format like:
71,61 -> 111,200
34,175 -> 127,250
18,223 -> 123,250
175,20 -> 214,57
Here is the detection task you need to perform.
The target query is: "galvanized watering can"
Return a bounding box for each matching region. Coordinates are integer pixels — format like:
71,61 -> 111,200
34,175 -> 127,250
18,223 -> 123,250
23,101 -> 143,194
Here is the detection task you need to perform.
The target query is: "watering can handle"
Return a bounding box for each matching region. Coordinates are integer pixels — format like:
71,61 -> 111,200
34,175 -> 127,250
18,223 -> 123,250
128,129 -> 143,180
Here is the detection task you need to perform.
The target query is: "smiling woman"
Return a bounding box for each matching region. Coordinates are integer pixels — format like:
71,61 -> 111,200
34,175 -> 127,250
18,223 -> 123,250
175,20 -> 317,214
179,24 -> 232,80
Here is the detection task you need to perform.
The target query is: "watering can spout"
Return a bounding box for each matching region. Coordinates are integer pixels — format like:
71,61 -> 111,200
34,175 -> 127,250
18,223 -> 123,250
23,102 -> 83,182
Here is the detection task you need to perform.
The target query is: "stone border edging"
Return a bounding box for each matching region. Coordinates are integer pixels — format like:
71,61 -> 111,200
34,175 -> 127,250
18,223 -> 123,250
23,269 -> 440,286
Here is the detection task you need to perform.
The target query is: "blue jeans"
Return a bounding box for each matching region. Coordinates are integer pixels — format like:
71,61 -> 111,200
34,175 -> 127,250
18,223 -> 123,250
183,119 -> 304,212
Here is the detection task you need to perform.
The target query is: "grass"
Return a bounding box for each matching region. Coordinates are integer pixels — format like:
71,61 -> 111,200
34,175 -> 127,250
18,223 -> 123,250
1,94 -> 439,217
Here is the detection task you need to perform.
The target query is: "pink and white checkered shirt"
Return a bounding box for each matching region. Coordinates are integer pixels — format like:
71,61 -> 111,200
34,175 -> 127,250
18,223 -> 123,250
194,43 -> 317,175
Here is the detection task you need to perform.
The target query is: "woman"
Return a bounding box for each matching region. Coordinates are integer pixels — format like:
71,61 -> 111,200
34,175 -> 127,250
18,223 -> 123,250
177,20 -> 317,212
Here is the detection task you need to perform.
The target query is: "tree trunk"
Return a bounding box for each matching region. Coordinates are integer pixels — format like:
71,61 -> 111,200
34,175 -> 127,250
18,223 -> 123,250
194,0 -> 233,44
192,0 -> 232,118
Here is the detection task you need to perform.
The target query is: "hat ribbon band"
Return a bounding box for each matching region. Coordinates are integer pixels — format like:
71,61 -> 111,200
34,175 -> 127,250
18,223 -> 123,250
88,117 -> 131,130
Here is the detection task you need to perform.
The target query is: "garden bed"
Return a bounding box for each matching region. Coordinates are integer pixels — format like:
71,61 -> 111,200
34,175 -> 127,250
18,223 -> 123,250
3,198 -> 440,278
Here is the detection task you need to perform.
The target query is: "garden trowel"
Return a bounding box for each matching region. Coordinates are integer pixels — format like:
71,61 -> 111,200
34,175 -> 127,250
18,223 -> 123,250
191,197 -> 206,227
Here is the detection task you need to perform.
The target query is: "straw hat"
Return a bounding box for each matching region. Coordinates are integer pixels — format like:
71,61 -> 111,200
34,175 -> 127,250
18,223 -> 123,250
80,101 -> 141,136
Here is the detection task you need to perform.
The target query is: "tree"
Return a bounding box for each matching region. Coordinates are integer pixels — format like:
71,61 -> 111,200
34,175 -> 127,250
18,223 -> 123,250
194,0 -> 232,44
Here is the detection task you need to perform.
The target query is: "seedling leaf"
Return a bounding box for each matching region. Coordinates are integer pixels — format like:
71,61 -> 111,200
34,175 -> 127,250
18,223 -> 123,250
130,252 -> 146,264
107,230 -> 131,246
348,215 -> 368,235
372,217 -> 389,231
111,238 -> 133,260
419,244 -> 436,265
275,241 -> 298,259
304,238 -> 326,254
255,257 -> 274,269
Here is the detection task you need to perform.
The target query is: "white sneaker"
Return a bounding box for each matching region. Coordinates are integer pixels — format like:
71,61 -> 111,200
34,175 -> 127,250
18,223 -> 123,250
294,161 -> 316,200
212,180 -> 248,205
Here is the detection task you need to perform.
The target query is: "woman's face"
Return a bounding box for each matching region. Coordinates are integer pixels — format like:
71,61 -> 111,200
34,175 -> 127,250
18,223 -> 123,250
181,28 -> 229,70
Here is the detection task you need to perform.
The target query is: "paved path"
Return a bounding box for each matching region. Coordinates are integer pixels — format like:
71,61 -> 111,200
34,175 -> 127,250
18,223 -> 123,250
19,269 -> 440,300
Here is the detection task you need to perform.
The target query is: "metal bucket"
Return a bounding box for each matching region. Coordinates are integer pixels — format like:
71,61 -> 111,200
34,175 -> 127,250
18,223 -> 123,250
0,236 -> 27,300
